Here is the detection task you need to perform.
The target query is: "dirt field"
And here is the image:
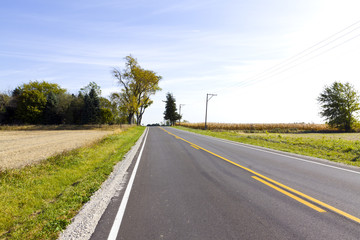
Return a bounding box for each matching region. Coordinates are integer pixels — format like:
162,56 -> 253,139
0,130 -> 114,170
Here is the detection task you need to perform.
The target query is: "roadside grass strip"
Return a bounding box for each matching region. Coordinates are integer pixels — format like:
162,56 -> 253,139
0,126 -> 145,240
174,126 -> 360,167
161,127 -> 360,224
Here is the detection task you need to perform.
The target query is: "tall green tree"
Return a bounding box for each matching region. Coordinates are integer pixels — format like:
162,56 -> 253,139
14,81 -> 66,124
82,88 -> 100,124
99,97 -> 115,124
65,93 -> 85,124
1,91 -> 18,124
0,93 -> 10,123
80,81 -> 102,96
318,81 -> 360,132
43,92 -> 61,124
112,55 -> 162,125
110,92 -> 128,124
163,92 -> 180,126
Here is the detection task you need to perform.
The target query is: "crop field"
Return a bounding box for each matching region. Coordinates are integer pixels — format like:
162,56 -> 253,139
179,122 -> 334,132
0,129 -> 115,170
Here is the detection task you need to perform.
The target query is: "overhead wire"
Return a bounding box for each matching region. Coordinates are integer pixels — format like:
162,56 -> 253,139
214,19 -> 360,93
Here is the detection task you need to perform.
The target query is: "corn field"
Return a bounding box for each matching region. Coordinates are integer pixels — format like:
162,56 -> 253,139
177,122 -> 332,132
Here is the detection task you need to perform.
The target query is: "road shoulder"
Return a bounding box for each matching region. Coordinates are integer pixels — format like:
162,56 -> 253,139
58,128 -> 147,240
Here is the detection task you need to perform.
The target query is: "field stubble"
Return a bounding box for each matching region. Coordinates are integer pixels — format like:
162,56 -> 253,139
0,128 -> 122,170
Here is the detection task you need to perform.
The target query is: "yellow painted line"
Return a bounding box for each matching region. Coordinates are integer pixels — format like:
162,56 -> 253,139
257,174 -> 360,224
191,145 -> 199,150
160,127 -> 360,224
252,176 -> 325,212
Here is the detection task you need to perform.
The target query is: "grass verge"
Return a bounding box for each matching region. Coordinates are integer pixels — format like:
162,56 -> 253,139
0,126 -> 145,240
174,126 -> 360,167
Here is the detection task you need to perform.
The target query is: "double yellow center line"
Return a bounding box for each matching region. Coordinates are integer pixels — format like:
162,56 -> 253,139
160,128 -> 360,224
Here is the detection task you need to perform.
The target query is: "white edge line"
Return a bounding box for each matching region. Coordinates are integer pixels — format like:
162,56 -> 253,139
107,127 -> 149,240
171,128 -> 360,176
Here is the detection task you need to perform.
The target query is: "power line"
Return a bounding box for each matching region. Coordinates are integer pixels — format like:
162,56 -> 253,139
240,31 -> 360,88
214,19 -> 360,92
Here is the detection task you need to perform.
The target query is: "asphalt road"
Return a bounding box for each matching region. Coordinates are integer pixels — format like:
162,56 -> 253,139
91,127 -> 360,240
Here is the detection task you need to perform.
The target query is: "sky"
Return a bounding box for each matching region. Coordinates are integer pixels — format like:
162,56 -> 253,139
1,0 -> 360,125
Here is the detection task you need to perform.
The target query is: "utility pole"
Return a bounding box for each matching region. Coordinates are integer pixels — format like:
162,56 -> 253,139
205,93 -> 217,130
179,104 -> 185,125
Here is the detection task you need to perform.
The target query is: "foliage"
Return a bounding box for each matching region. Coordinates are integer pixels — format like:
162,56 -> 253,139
0,93 -> 10,113
43,92 -> 61,124
0,126 -> 145,239
99,108 -> 114,124
0,76 -> 149,126
0,93 -> 11,123
80,81 -> 102,96
110,92 -> 128,124
13,81 -> 66,124
163,92 -> 180,126
112,55 -> 162,125
0,80 -> 125,125
318,81 -> 360,132
64,94 -> 85,124
1,56 -> 161,126
82,88 -> 101,124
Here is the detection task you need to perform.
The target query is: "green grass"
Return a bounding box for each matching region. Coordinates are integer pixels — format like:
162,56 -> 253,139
174,126 -> 360,167
0,126 -> 145,240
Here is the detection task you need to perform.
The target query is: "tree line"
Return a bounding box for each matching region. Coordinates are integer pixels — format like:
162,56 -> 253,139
0,55 -> 161,125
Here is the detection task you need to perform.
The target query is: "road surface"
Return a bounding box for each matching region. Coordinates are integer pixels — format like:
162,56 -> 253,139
91,127 -> 360,239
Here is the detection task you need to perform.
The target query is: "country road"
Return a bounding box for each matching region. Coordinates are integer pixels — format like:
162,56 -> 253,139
91,127 -> 360,239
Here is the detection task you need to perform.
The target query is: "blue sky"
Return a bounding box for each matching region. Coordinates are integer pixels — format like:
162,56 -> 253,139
1,0 -> 360,124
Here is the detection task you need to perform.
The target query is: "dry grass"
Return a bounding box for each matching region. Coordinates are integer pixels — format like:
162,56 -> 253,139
0,128 -> 125,170
178,122 -> 333,132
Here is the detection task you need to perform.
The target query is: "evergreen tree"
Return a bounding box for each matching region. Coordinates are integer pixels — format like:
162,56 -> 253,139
82,88 -> 100,124
66,93 -> 84,124
163,92 -> 180,126
43,92 -> 61,124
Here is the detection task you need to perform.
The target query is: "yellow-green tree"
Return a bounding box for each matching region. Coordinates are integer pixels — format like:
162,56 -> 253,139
112,55 -> 162,125
14,81 -> 66,124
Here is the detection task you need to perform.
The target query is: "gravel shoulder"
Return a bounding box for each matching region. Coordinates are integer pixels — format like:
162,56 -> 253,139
0,130 -> 113,170
58,128 -> 147,240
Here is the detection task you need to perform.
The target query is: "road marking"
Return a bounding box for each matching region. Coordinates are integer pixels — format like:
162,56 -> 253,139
171,127 -> 360,176
161,127 -> 360,224
252,176 -> 326,212
107,128 -> 149,240
191,145 -> 199,149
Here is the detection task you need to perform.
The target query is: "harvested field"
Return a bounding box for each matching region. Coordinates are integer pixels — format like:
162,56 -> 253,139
0,130 -> 114,170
